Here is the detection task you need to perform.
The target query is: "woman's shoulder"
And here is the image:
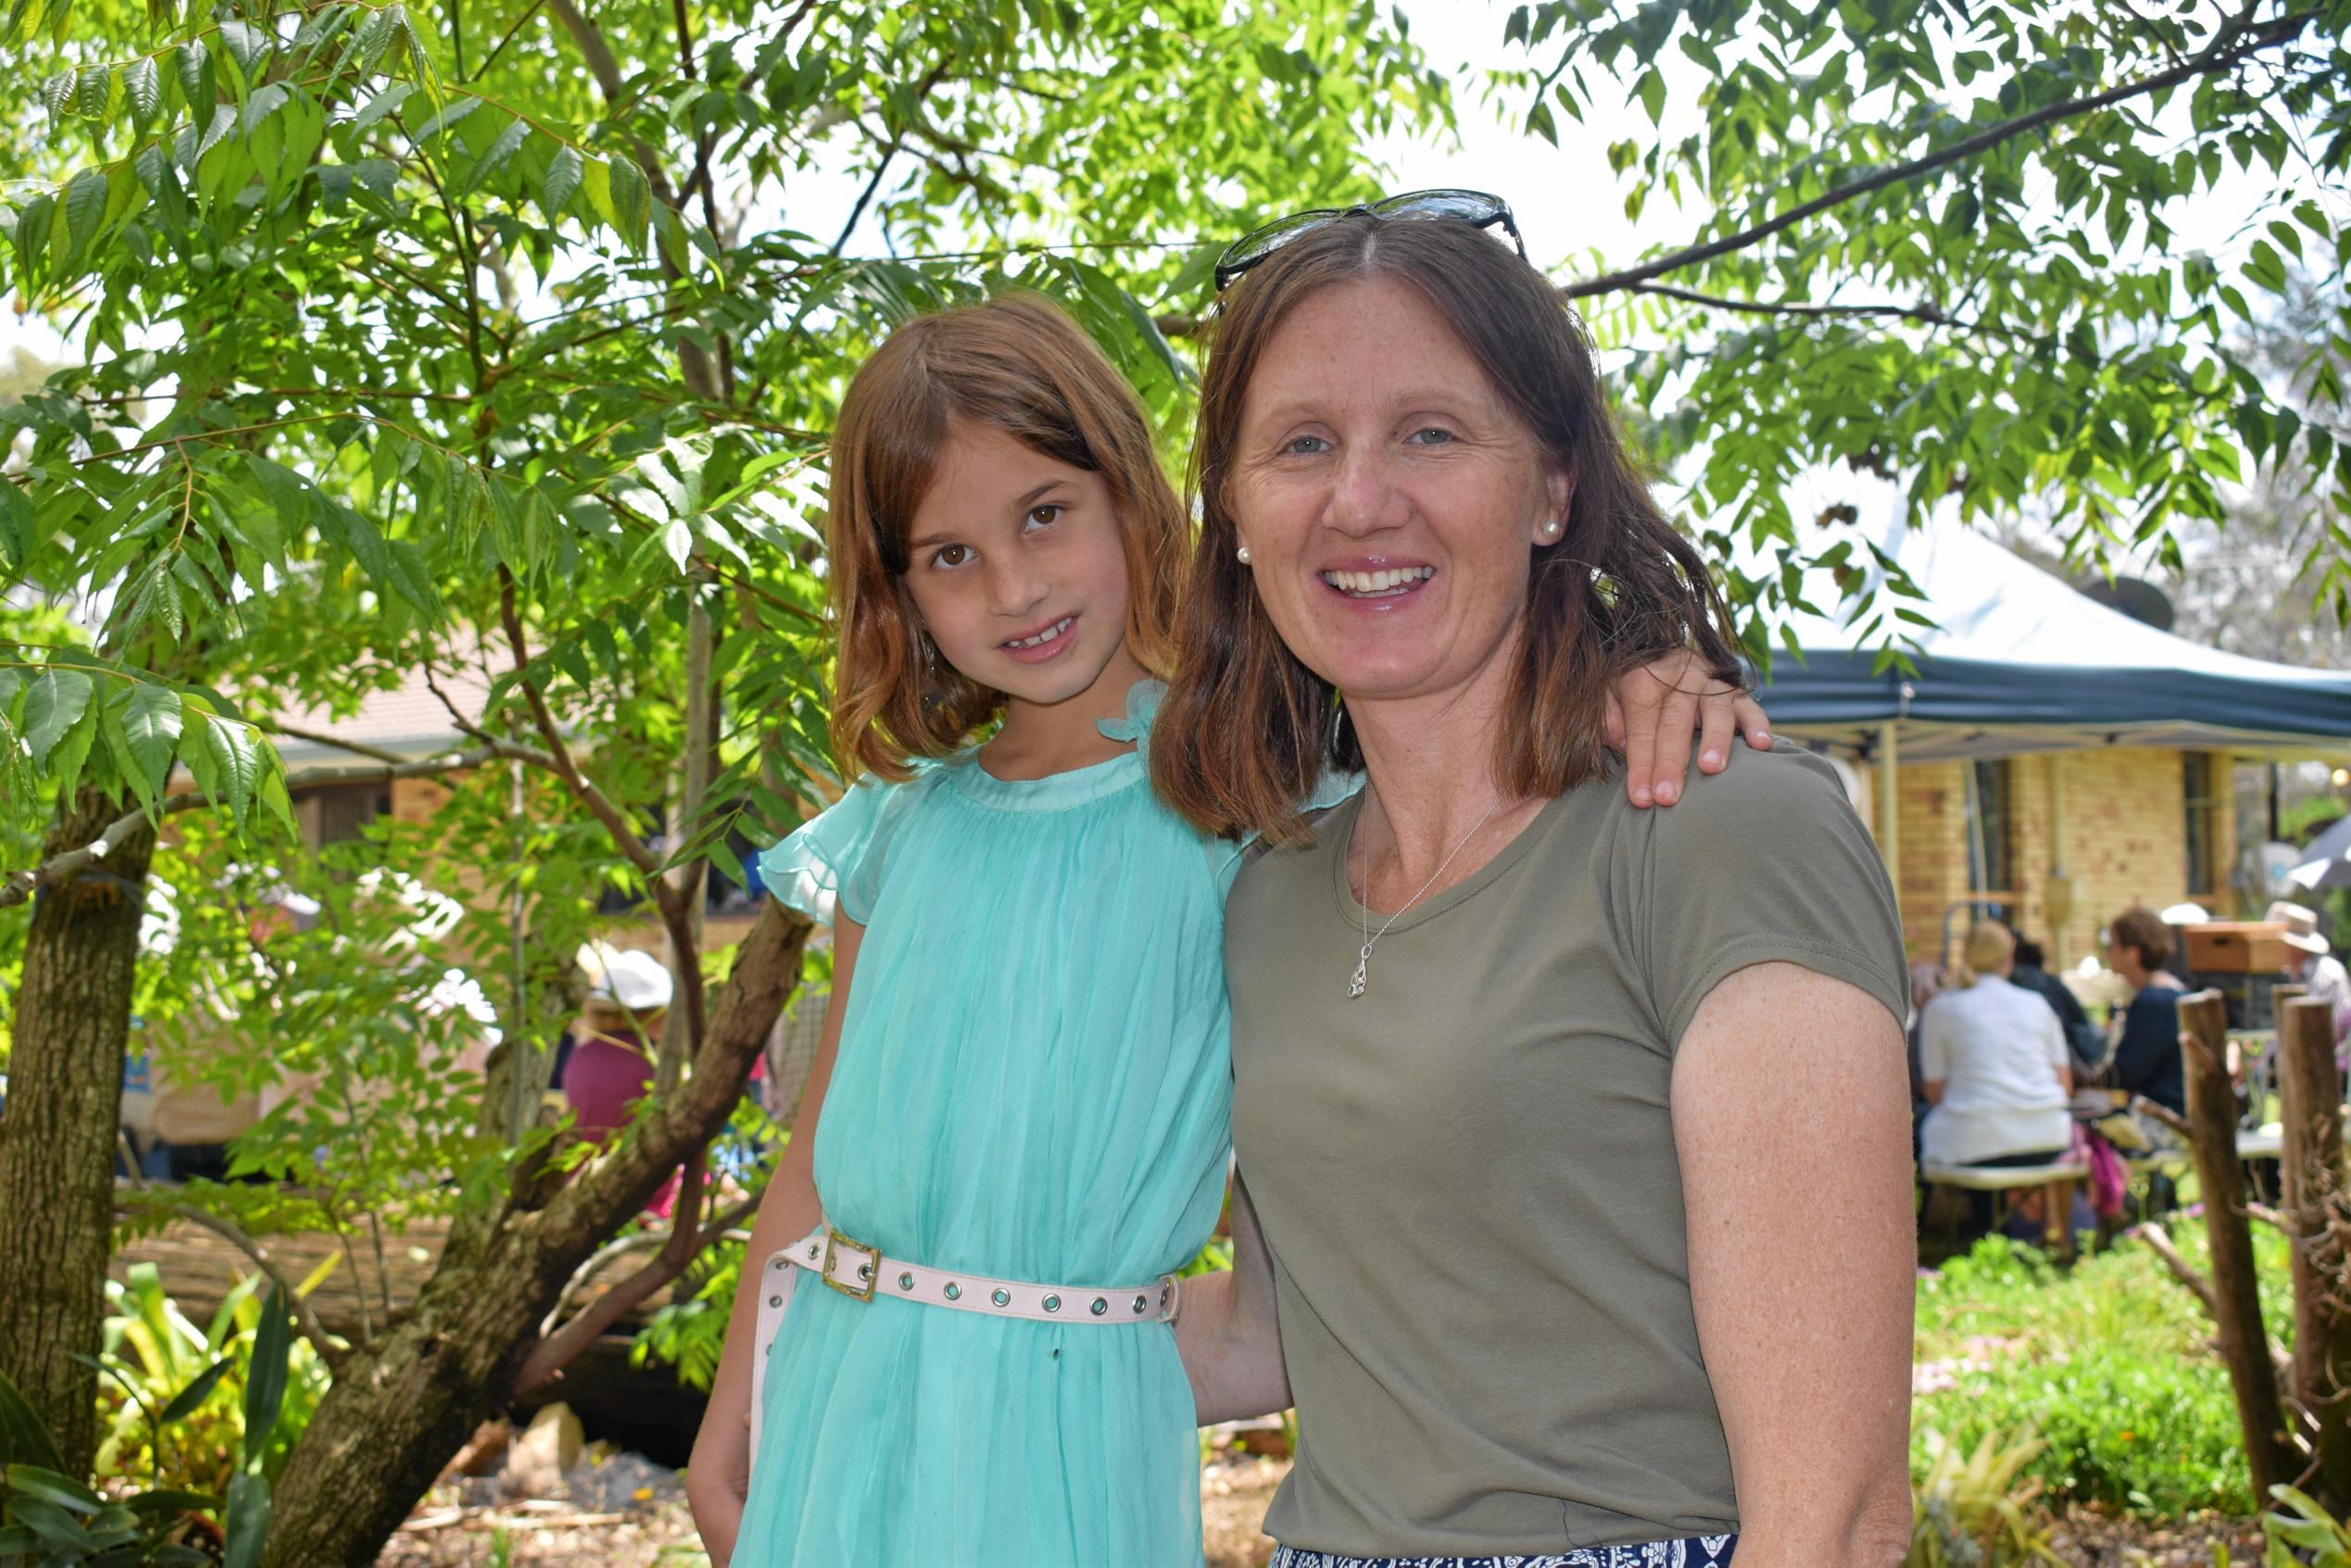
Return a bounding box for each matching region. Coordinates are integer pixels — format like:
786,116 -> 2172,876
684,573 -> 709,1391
1599,741 -> 1865,861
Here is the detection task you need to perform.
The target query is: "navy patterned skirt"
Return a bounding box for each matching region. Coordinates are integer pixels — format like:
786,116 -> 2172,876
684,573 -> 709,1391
1268,1536 -> 1737,1568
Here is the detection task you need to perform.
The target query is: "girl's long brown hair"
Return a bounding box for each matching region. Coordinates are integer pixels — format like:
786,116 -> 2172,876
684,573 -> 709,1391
825,293 -> 1188,781
1152,215 -> 1744,845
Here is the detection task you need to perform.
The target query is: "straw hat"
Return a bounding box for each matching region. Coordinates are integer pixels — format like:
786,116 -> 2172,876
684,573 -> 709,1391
2265,900 -> 2332,957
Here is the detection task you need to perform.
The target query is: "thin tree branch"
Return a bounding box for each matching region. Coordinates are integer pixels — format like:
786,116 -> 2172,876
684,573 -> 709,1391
1625,281 -> 1969,328
150,1203 -> 348,1370
830,148 -> 899,256
258,723 -> 411,767
0,748 -> 497,909
540,1183 -> 762,1332
472,0 -> 547,79
489,573 -> 707,1050
1561,7 -> 2321,300
2135,1220 -> 2221,1319
512,1151 -> 710,1394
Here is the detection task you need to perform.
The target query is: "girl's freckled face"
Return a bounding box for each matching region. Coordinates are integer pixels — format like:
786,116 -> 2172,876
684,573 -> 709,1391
900,421 -> 1132,709
1228,276 -> 1566,708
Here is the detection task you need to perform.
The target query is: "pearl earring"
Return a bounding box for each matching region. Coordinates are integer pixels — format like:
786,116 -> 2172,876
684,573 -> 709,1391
1540,520 -> 1563,540
1236,544 -> 1252,564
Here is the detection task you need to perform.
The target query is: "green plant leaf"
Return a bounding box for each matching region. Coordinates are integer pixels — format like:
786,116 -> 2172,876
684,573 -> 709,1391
116,681 -> 182,798
221,1471 -> 268,1568
199,712 -> 258,830
157,1357 -> 233,1424
541,144 -> 583,218
4,1464 -> 102,1512
23,666 -> 93,765
240,1286 -> 291,1470
0,1371 -> 65,1473
60,167 -> 107,259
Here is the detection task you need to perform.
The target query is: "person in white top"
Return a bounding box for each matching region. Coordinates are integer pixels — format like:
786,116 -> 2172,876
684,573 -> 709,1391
1918,920 -> 2074,1167
2267,901 -> 2351,1060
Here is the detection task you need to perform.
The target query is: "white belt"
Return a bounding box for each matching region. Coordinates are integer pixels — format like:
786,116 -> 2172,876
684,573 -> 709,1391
748,1222 -> 1181,1462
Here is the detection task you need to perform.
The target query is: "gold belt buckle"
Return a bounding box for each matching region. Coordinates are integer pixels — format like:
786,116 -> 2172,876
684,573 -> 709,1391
821,1227 -> 878,1302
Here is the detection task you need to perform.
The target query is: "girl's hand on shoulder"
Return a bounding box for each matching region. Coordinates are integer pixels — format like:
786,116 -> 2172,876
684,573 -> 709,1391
1605,651 -> 1771,809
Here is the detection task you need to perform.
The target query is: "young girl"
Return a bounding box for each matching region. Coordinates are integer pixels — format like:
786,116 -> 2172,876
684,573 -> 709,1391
684,292 -> 1766,1567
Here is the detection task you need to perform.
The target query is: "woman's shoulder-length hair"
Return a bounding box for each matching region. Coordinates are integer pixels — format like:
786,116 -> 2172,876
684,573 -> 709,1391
1151,216 -> 1744,846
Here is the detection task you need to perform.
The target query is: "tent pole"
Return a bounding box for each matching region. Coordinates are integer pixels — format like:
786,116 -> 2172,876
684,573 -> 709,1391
1878,721 -> 1901,942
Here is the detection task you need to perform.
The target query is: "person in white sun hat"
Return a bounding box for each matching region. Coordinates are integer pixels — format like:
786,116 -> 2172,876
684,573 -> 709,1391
2266,900 -> 2351,1060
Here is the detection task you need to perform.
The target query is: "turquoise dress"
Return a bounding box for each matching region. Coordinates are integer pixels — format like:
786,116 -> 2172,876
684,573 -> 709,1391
737,683 -> 1231,1567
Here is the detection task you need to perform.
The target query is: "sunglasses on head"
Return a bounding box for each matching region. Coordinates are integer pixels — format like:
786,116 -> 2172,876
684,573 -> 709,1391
1213,188 -> 1528,293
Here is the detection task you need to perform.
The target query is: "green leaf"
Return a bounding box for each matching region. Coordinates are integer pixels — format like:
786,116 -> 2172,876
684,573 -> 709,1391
23,666 -> 93,765
11,193 -> 52,284
40,70 -> 71,119
46,703 -> 99,798
350,80 -> 416,133
60,167 -> 107,260
409,94 -> 483,142
241,1286 -> 292,1468
0,1370 -> 65,1473
607,153 -> 649,248
453,114 -> 529,196
541,144 -> 583,217
123,56 -> 159,122
258,757 -> 296,836
222,1472 -> 269,1568
383,537 -> 439,615
4,1464 -> 101,1513
117,682 -> 182,799
157,1358 -> 233,1424
244,454 -> 312,532
200,711 -> 259,830
1636,68 -> 1665,127
74,63 -> 110,119
174,41 -> 211,119
0,480 -> 31,567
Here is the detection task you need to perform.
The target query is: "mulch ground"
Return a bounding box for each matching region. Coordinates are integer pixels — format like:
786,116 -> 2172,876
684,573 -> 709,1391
372,1447 -> 2273,1566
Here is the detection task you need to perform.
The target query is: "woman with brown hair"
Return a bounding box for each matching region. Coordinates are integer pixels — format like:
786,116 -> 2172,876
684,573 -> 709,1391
2104,904 -> 2188,1116
1162,194 -> 1917,1568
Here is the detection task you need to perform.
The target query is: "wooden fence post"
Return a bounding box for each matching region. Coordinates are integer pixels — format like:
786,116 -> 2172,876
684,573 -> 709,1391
2181,988 -> 2299,1498
2280,994 -> 2351,1512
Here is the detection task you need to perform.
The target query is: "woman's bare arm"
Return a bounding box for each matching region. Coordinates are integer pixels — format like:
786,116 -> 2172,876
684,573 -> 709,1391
1673,961 -> 1914,1568
685,916 -> 863,1567
1174,1173 -> 1291,1424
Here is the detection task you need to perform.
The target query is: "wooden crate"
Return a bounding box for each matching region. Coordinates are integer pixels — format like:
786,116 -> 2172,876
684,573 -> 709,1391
2185,922 -> 2292,974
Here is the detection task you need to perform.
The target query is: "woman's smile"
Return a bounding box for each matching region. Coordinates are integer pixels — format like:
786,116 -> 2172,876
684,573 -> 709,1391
1319,560 -> 1437,603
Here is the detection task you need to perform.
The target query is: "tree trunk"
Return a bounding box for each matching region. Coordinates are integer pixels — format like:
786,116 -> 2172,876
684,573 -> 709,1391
2180,989 -> 2299,1497
2279,995 -> 2351,1512
0,785 -> 156,1474
259,898 -> 810,1568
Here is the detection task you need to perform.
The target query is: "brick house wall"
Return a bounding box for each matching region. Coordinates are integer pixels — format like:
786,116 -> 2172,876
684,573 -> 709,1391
1854,747 -> 2236,970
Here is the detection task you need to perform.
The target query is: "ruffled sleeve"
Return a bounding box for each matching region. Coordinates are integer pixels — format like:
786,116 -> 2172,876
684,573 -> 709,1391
1093,678 -> 1163,762
757,774 -> 914,927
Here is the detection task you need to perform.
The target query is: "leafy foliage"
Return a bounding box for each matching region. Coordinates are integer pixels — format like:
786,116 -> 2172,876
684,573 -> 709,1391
1906,1426 -> 2064,1567
1492,0 -> 2351,663
0,1274 -> 296,1568
1913,1233 -> 2282,1516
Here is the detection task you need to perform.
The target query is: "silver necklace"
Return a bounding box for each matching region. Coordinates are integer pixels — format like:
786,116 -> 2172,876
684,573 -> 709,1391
1349,792 -> 1506,998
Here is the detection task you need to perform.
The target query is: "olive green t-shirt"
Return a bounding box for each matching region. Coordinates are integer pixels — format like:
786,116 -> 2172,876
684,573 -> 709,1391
1226,744 -> 1908,1556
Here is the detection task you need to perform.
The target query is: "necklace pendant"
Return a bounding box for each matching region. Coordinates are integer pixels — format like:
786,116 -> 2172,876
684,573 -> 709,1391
1348,947 -> 1370,999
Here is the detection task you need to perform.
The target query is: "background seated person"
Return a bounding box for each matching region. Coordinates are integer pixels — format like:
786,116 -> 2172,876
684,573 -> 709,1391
1918,921 -> 2073,1171
2010,935 -> 2106,1073
2106,905 -> 2189,1117
2269,900 -> 2351,1063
